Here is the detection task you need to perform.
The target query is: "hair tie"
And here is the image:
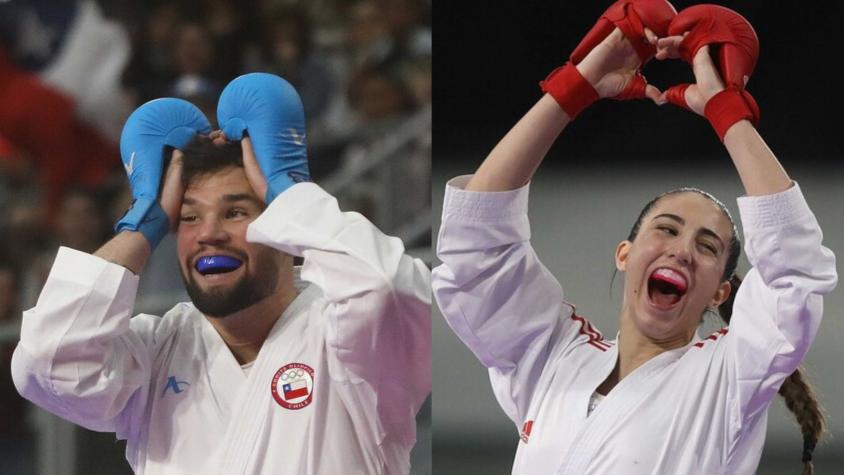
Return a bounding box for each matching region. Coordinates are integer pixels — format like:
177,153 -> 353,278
802,437 -> 817,463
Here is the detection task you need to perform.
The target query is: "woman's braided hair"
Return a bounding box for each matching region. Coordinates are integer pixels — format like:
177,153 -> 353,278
628,188 -> 824,474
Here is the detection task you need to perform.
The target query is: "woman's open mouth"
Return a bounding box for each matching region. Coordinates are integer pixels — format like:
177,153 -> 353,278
647,267 -> 688,310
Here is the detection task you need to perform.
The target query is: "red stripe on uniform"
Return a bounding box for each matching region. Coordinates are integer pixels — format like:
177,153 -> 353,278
693,327 -> 730,348
584,320 -> 602,340
585,320 -> 614,347
587,341 -> 609,352
571,314 -> 612,351
572,315 -> 598,340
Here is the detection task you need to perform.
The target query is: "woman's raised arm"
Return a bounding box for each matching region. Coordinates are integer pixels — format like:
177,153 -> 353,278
467,28 -> 661,192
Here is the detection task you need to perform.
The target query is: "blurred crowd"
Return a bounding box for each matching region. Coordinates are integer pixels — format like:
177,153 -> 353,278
0,0 -> 430,472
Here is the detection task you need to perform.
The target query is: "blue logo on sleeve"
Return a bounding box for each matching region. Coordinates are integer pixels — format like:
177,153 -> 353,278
161,376 -> 191,398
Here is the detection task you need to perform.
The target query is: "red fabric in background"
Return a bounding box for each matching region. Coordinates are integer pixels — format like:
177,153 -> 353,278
0,47 -> 118,224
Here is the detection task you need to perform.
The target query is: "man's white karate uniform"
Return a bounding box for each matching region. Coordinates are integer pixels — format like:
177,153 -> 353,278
12,183 -> 432,475
432,176 -> 836,474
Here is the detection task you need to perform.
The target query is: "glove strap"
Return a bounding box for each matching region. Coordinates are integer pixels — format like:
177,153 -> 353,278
115,197 -> 170,250
614,10 -> 655,62
704,87 -> 760,141
664,84 -> 692,111
540,62 -> 600,119
266,171 -> 310,204
612,72 -> 648,100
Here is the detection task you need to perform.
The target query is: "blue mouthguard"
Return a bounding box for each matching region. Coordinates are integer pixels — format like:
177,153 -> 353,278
196,255 -> 243,274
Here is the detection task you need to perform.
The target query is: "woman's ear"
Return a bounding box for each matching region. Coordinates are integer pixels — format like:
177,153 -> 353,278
615,240 -> 632,271
709,279 -> 732,308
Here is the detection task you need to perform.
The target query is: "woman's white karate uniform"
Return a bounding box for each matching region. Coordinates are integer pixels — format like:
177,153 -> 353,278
12,183 -> 432,475
433,176 -> 836,474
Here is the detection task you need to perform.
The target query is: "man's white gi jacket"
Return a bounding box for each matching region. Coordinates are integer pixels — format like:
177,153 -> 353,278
433,177 -> 836,474
13,183 -> 432,474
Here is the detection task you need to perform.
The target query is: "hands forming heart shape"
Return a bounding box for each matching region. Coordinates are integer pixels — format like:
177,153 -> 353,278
540,1 -> 760,139
576,28 -> 727,115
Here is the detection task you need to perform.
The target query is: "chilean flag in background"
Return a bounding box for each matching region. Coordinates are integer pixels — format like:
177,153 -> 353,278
283,379 -> 309,400
0,0 -> 131,221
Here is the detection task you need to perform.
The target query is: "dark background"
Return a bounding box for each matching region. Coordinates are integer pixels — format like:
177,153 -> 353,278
434,1 -> 843,167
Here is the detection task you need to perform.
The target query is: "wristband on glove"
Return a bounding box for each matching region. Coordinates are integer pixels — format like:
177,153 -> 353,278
664,83 -> 691,110
115,197 -> 171,249
613,73 -> 648,101
540,63 -> 600,119
703,87 -> 759,141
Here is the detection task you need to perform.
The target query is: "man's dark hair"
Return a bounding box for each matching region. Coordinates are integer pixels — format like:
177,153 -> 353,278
180,138 -> 243,188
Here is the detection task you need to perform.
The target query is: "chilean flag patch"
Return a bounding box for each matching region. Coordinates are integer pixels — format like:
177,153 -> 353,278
283,379 -> 309,400
271,362 -> 314,410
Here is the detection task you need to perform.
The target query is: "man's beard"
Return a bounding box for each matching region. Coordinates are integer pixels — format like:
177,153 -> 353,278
181,249 -> 281,318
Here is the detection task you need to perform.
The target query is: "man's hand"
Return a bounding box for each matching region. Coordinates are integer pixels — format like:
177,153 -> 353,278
216,73 -> 310,204
160,149 -> 186,227
240,137 -> 269,205
116,98 -> 211,249
209,131 -> 269,205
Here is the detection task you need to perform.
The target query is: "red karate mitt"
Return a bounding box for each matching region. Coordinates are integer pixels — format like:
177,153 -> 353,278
541,0 -> 677,118
662,5 -> 760,140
